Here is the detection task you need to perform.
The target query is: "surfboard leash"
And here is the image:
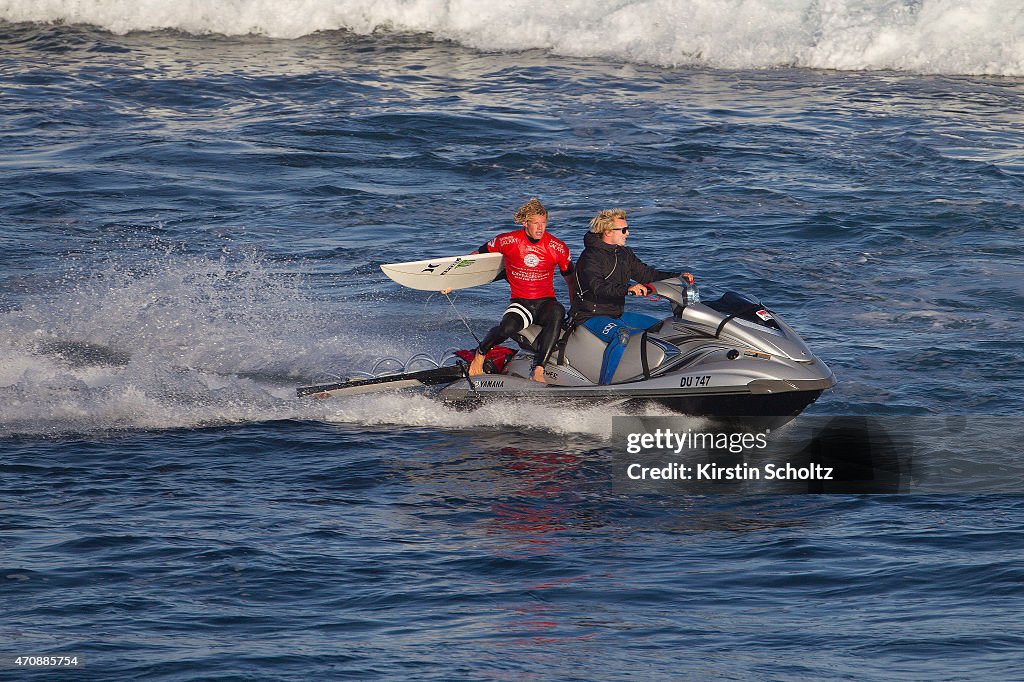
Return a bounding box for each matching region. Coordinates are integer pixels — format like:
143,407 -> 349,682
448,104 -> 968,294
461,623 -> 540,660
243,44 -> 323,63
443,292 -> 483,348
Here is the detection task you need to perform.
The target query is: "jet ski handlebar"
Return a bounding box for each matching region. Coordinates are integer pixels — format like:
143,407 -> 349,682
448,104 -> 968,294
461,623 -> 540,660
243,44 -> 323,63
647,277 -> 700,308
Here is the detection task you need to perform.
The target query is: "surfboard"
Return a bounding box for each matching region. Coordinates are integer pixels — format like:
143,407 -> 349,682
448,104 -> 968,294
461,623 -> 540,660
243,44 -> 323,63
380,252 -> 504,291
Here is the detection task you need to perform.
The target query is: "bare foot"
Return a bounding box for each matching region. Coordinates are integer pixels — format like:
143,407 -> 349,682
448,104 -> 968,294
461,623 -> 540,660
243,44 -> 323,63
468,353 -> 486,376
531,365 -> 547,383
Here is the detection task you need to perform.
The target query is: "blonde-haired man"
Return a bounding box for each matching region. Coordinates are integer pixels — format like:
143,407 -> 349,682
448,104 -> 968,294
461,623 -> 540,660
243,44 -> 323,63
571,209 -> 693,322
463,198 -> 573,382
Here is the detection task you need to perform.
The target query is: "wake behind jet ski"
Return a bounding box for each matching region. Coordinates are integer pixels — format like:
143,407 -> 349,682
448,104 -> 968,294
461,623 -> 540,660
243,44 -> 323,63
297,277 -> 835,427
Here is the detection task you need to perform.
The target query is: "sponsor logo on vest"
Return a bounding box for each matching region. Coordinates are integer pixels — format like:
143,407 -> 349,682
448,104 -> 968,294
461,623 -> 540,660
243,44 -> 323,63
524,253 -> 540,267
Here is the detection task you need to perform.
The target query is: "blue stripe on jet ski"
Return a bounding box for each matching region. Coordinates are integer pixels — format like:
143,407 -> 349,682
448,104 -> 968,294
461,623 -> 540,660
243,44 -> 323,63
582,315 -> 660,385
600,332 -> 629,385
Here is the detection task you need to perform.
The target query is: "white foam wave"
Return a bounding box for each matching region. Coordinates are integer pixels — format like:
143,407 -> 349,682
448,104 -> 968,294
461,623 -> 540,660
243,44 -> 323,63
2,0 -> 1021,76
319,391 -> 688,438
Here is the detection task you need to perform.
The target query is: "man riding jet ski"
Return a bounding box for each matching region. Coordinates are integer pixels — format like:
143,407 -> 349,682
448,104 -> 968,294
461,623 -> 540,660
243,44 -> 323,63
570,208 -> 693,324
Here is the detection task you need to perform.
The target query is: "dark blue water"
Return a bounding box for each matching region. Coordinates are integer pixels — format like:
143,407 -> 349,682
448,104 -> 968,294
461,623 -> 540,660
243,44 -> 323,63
2,18 -> 1023,680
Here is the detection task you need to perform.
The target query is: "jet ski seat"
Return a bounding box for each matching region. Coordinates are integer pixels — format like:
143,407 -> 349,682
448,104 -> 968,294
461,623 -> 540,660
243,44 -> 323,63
559,313 -> 666,385
513,313 -> 669,385
511,324 -> 543,353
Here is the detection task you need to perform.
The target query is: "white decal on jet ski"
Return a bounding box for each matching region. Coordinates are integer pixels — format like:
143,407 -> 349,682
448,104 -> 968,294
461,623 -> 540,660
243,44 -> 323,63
756,309 -> 774,322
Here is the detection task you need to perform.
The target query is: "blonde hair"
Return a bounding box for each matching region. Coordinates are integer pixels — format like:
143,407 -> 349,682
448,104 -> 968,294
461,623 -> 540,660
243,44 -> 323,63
514,198 -> 548,224
589,208 -> 627,234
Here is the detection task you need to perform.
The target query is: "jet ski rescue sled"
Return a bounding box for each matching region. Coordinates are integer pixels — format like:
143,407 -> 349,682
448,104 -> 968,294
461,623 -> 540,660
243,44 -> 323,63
297,278 -> 835,424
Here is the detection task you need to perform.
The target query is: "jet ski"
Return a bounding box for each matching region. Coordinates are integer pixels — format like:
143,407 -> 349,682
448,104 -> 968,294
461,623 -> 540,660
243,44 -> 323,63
297,278 -> 835,425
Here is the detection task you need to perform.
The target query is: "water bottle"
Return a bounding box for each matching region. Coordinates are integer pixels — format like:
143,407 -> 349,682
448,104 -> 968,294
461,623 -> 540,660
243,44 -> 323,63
685,282 -> 700,305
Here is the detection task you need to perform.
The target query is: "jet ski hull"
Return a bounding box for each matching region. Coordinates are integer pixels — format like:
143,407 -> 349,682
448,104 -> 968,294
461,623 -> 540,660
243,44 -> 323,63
297,283 -> 836,427
436,371 -> 833,429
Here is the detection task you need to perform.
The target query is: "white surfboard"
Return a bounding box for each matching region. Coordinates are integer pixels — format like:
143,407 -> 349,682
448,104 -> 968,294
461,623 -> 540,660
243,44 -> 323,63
380,252 -> 504,291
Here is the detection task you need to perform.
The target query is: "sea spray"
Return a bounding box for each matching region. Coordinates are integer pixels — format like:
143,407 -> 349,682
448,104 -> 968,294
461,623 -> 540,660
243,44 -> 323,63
0,248 -> 393,435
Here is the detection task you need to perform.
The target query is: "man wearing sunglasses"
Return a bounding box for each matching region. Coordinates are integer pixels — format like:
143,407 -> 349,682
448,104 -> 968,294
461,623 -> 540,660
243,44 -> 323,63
570,209 -> 694,323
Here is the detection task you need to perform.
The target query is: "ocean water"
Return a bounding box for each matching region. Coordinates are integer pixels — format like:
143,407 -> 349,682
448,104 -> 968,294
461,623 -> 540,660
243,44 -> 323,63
2,1 -> 1023,679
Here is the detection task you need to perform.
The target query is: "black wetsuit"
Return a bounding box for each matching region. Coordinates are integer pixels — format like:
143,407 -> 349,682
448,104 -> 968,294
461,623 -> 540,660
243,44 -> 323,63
477,297 -> 566,369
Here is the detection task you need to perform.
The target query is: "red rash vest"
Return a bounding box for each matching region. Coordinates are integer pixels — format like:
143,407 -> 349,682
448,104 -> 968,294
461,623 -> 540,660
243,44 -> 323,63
481,229 -> 572,300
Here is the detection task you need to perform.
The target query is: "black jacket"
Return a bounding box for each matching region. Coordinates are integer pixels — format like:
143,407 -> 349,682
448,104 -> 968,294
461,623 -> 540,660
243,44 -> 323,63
571,230 -> 678,319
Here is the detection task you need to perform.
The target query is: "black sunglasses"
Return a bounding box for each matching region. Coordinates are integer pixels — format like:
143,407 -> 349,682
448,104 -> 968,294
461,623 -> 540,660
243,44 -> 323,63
607,226 -> 629,233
